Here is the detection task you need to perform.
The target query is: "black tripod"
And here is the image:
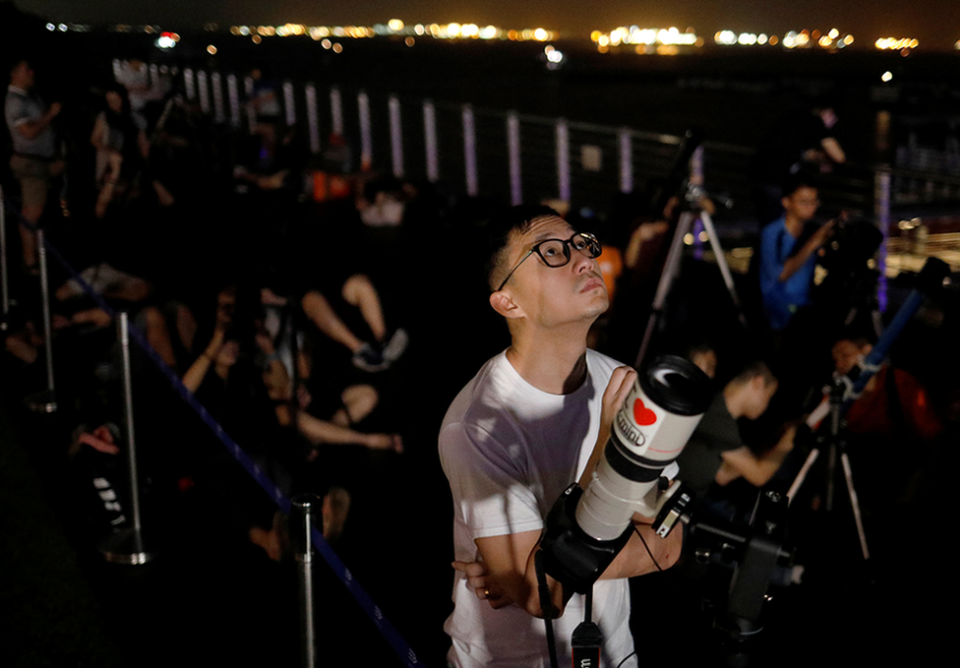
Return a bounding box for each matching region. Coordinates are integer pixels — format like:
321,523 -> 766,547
635,181 -> 744,367
787,376 -> 871,561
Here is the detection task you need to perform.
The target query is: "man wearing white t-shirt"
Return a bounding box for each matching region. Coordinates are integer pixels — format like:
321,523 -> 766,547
439,206 -> 682,668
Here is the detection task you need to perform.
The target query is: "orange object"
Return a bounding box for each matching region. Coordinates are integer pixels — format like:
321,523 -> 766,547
597,246 -> 623,301
311,171 -> 352,202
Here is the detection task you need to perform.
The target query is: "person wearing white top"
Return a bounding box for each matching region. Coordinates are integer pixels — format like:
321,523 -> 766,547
439,205 -> 683,667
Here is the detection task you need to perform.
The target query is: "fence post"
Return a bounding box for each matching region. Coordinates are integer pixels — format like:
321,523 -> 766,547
227,73 -> 241,127
211,71 -> 225,124
244,75 -> 255,133
507,112 -> 522,206
24,229 -> 56,413
196,70 -> 210,115
358,91 -> 372,170
99,312 -> 155,564
424,100 -> 439,183
183,67 -> 196,101
305,84 -> 321,154
389,95 -> 404,178
619,128 -> 633,194
462,105 -> 478,196
556,118 -> 570,203
330,87 -> 344,136
282,81 -> 295,126
874,168 -> 891,313
292,494 -> 321,668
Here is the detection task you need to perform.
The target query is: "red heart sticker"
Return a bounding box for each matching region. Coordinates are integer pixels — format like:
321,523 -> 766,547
633,398 -> 657,426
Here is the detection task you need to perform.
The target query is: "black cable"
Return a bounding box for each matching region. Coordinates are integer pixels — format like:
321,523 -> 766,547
633,525 -> 663,572
534,549 -> 560,668
616,650 -> 638,668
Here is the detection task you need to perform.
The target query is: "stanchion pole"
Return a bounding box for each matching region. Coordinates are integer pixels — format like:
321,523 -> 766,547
0,183 -> 10,331
99,311 -> 155,564
25,228 -> 57,412
292,494 -> 321,668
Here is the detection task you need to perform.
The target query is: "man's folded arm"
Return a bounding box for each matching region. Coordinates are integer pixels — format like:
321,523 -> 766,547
474,516 -> 681,618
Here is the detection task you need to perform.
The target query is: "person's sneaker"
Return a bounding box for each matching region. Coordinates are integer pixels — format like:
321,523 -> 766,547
352,342 -> 388,372
381,328 -> 409,363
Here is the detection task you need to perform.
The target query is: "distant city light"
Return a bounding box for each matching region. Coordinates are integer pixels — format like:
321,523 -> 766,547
206,45 -> 217,55
227,20 -> 546,42
595,25 -> 698,52
876,37 -> 919,50
882,70 -> 893,82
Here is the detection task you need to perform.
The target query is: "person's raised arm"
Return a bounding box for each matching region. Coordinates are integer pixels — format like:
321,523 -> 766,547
778,220 -> 835,282
718,424 -> 795,487
16,102 -> 61,140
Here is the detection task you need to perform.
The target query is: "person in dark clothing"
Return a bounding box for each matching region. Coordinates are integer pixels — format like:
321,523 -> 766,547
677,360 -> 794,520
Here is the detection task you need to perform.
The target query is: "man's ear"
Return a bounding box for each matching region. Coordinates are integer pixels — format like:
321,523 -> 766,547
490,290 -> 524,320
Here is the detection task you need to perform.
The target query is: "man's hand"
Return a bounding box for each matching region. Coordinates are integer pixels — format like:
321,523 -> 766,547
361,433 -> 403,453
78,425 -> 121,455
452,560 -> 514,610
776,423 -> 797,454
810,219 -> 836,248
579,365 -> 637,488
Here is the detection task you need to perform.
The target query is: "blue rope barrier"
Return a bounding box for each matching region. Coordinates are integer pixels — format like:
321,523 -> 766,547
2,198 -> 424,667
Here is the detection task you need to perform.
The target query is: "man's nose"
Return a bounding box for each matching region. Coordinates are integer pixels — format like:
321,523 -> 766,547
572,247 -> 596,273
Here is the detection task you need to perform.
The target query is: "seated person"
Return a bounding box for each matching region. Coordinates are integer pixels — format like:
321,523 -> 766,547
758,175 -> 835,333
827,335 -> 944,508
300,275 -> 407,372
676,360 -> 795,519
5,262 -> 181,369
831,336 -> 943,443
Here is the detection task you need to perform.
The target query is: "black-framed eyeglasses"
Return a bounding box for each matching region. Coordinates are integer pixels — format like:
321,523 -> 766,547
495,232 -> 602,292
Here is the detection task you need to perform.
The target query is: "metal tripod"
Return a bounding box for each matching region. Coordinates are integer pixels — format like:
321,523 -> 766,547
635,184 -> 746,367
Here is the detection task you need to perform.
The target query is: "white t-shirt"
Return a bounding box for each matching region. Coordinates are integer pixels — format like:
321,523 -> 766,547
439,350 -> 636,668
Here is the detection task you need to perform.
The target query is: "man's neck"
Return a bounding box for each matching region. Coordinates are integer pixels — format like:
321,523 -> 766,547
506,324 -> 591,395
784,213 -> 806,238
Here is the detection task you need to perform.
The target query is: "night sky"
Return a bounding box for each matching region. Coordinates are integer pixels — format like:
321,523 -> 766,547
13,0 -> 956,48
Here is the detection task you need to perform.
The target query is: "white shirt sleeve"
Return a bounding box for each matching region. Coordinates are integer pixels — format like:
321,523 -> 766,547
440,421 -> 544,540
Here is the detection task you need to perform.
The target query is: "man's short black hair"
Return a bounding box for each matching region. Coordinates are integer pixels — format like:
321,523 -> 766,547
781,172 -> 818,199
9,58 -> 29,77
485,204 -> 561,290
729,359 -> 776,387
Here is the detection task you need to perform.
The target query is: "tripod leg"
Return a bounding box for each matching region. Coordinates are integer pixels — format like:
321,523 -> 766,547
840,451 -> 871,561
635,212 -> 695,367
699,210 -> 747,327
826,442 -> 836,512
786,447 -> 820,507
